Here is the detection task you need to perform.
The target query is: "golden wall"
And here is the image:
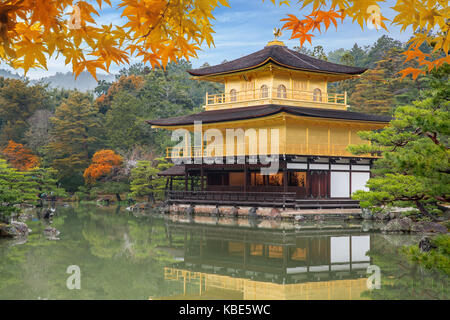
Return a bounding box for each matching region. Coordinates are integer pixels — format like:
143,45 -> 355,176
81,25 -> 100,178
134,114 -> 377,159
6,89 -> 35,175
168,114 -> 384,158
223,68 -> 328,99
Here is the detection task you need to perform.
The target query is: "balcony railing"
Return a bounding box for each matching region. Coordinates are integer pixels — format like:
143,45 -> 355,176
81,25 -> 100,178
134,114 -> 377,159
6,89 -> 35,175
205,87 -> 347,108
166,143 -> 376,159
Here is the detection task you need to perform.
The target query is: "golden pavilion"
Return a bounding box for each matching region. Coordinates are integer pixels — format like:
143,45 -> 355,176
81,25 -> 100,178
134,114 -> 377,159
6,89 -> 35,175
148,40 -> 391,209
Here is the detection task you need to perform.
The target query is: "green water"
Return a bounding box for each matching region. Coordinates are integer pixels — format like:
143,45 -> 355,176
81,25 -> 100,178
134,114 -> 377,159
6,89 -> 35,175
0,204 -> 448,300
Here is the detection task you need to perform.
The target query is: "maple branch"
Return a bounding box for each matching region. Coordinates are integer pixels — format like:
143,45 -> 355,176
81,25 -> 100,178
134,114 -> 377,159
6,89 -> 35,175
142,0 -> 171,39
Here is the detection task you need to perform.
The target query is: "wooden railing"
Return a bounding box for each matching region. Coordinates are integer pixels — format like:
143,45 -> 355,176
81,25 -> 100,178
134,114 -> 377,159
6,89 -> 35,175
206,87 -> 347,106
165,143 -> 375,159
167,190 -> 297,207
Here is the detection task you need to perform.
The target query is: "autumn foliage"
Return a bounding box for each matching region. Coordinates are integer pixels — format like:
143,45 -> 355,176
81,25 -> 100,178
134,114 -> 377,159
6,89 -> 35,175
279,0 -> 449,79
83,149 -> 123,184
0,1 -> 447,81
0,0 -> 229,79
1,140 -> 39,171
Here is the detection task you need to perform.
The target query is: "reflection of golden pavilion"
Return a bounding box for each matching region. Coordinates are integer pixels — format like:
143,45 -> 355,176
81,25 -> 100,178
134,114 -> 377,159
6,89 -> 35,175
159,219 -> 371,300
163,268 -> 368,300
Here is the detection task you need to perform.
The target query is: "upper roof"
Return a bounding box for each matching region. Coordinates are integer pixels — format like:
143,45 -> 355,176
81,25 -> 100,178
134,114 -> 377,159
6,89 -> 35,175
147,104 -> 391,127
188,44 -> 367,77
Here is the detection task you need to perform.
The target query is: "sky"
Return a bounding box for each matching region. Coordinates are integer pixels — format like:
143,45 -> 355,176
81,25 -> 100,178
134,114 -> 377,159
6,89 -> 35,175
1,0 -> 415,79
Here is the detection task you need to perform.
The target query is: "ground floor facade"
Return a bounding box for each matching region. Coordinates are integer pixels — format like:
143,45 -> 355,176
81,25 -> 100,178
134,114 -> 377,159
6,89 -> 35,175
161,156 -> 373,208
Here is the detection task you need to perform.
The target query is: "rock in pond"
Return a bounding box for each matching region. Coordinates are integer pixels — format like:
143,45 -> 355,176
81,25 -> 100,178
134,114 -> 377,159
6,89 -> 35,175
268,208 -> 281,220
361,208 -> 374,220
248,207 -> 258,218
375,211 -> 390,221
44,226 -> 61,240
418,236 -> 437,252
411,221 -> 448,234
127,202 -> 152,211
0,221 -> 30,238
382,217 -> 413,233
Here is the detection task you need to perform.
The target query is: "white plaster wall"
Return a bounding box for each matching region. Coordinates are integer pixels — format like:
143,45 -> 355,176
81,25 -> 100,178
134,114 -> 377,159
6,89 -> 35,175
351,172 -> 370,194
330,171 -> 350,198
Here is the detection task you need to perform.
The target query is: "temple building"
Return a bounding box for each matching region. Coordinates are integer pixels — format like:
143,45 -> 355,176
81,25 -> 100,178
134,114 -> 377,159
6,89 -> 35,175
148,39 -> 391,209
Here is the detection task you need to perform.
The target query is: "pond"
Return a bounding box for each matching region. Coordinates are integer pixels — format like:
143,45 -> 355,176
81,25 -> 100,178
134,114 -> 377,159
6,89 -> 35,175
0,204 -> 448,300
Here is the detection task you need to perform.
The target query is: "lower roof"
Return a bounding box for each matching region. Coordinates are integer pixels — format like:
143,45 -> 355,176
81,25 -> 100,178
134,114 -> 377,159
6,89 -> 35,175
158,165 -> 185,176
147,104 -> 391,127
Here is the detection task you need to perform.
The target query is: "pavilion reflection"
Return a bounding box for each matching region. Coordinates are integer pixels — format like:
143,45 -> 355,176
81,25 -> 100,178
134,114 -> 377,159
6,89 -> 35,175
160,217 -> 372,300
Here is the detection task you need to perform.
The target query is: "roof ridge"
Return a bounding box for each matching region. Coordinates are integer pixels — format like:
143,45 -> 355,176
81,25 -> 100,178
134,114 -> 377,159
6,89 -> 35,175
281,47 -> 320,70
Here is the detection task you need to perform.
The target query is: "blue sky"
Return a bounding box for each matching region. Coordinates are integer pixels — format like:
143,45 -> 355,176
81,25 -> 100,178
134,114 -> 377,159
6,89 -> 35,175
1,0 -> 414,79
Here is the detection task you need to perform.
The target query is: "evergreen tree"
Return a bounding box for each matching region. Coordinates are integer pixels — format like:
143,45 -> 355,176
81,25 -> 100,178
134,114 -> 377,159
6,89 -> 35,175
364,35 -> 404,68
130,158 -> 174,202
104,92 -> 149,153
47,92 -> 102,191
349,67 -> 395,115
349,43 -> 367,67
349,66 -> 450,220
0,159 -> 38,221
0,78 -> 51,144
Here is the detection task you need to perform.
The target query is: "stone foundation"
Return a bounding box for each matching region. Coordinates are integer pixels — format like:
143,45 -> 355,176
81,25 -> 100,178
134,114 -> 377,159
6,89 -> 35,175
168,204 -> 362,220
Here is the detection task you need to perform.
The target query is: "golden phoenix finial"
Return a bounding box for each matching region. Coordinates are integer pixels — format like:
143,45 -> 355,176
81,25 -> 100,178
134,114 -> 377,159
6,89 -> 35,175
273,28 -> 282,40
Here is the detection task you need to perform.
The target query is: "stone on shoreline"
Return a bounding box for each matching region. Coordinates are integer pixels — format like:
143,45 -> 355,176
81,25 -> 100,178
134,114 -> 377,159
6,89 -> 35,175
410,221 -> 448,234
382,217 -> 448,234
0,221 -> 30,238
382,217 -> 413,233
361,208 -> 374,220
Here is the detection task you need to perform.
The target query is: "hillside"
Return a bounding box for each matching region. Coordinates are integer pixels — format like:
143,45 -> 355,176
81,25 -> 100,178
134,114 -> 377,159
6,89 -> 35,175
0,69 -> 115,92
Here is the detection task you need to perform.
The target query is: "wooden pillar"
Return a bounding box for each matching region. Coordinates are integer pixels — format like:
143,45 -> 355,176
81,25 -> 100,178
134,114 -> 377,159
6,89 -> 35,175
164,177 -> 169,199
169,177 -> 173,191
283,161 -> 288,194
184,169 -> 188,192
165,177 -> 169,191
200,167 -> 204,191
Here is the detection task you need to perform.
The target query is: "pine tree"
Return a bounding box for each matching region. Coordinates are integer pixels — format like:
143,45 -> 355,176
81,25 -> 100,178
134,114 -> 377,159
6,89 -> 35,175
130,158 -> 175,202
0,78 -> 51,144
47,92 -> 101,191
349,67 -> 395,115
349,66 -> 450,220
0,159 -> 38,221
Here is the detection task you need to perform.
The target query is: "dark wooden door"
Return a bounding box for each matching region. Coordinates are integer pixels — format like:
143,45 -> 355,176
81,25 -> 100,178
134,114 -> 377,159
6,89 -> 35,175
308,171 -> 329,198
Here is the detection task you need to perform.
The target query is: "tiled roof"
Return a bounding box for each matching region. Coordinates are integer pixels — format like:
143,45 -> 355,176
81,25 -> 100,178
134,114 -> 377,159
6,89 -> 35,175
188,45 -> 367,76
147,104 -> 391,127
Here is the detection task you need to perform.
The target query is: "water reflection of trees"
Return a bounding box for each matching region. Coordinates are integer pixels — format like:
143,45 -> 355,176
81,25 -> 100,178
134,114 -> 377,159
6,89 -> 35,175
78,205 -> 181,262
0,205 -> 182,299
1,206 -> 448,300
362,234 -> 449,300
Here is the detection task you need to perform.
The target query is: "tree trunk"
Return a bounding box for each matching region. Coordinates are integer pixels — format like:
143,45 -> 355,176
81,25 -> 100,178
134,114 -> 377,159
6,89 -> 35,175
415,201 -> 439,221
115,193 -> 122,202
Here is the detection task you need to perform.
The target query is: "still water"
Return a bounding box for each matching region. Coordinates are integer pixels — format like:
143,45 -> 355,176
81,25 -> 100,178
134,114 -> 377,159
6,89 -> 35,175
0,204 -> 448,300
